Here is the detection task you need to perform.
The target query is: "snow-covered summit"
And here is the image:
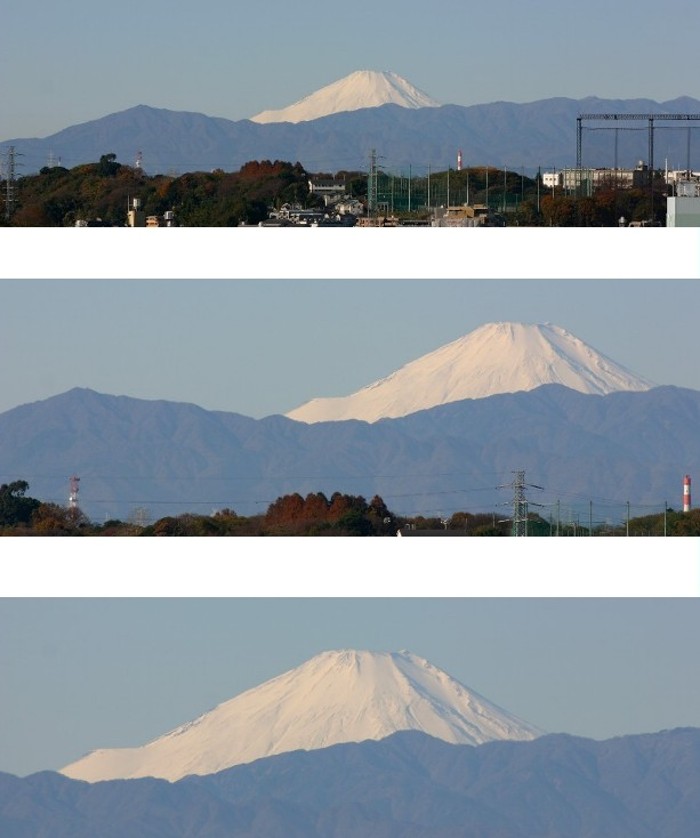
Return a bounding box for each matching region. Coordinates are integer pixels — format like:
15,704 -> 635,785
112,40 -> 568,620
250,70 -> 440,124
60,649 -> 541,782
285,322 -> 655,424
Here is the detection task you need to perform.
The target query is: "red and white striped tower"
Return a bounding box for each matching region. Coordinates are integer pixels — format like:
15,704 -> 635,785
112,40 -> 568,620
457,150 -> 463,172
683,475 -> 691,512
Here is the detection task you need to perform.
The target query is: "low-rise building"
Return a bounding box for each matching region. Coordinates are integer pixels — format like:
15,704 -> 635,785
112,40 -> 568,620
432,204 -> 500,227
542,171 -> 562,189
561,161 -> 650,193
308,175 -> 347,206
667,182 -> 700,226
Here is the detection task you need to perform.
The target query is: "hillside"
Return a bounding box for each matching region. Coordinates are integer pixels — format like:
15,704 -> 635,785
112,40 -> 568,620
1,385 -> 699,521
4,95 -> 700,176
3,729 -> 700,836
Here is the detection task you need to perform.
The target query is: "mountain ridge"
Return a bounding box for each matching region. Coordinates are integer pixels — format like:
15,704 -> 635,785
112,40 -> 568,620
5,93 -> 700,174
4,728 -> 700,837
1,383 -> 699,520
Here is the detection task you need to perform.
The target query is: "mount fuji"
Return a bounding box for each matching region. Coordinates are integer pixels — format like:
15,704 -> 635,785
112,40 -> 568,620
60,650 -> 542,782
250,70 -> 440,124
286,322 -> 654,424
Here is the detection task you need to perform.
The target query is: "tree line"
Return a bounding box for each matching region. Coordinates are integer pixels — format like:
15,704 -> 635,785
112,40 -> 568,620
1,155 -> 670,226
1,156 -> 318,227
2,481 -> 700,536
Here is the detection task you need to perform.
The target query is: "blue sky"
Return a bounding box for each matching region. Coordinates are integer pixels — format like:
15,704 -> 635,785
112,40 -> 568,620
1,598 -> 699,777
2,1 -> 699,140
1,278 -> 698,418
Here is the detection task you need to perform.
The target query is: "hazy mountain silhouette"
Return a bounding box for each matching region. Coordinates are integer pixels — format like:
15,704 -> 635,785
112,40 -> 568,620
5,94 -> 700,174
3,728 -> 700,837
1,384 -> 698,520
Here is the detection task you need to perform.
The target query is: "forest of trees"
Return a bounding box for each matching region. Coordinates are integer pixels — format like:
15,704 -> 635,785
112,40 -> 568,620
2,481 -> 699,536
1,157 -> 318,227
0,155 -> 670,226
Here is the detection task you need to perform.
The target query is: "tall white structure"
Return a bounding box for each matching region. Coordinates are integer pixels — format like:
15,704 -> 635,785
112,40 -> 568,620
69,475 -> 80,510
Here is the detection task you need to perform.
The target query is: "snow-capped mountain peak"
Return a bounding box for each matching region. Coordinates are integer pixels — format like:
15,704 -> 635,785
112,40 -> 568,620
250,70 -> 440,124
285,322 -> 655,424
60,649 -> 541,782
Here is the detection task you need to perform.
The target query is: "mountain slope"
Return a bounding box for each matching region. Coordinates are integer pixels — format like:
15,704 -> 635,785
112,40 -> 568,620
60,650 -> 541,782
4,729 -> 700,837
1,384 -> 699,520
286,323 -> 654,423
251,70 -> 440,123
6,95 -> 700,174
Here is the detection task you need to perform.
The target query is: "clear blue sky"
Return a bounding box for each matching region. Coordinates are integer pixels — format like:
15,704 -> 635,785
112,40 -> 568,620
2,1 -> 699,140
1,598 -> 699,777
1,278 -> 698,419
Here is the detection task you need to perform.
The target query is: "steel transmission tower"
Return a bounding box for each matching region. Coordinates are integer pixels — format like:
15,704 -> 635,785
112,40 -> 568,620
499,470 -> 544,536
4,146 -> 19,222
511,470 -> 528,537
367,149 -> 378,218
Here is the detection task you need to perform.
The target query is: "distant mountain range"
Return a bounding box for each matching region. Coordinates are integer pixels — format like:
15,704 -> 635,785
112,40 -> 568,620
3,70 -> 699,173
1,383 -> 698,521
287,322 -> 654,423
61,650 -> 541,782
4,728 -> 700,836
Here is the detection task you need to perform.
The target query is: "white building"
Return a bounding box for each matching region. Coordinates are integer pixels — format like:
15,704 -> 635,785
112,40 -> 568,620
542,171 -> 561,189
667,182 -> 700,227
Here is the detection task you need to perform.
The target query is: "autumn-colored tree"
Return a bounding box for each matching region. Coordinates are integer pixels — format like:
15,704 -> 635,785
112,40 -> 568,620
301,492 -> 330,521
265,493 -> 306,525
31,503 -> 89,535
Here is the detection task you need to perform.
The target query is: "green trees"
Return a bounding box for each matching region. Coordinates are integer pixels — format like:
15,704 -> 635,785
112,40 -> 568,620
97,153 -> 121,177
0,481 -> 40,526
6,157 -> 312,226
